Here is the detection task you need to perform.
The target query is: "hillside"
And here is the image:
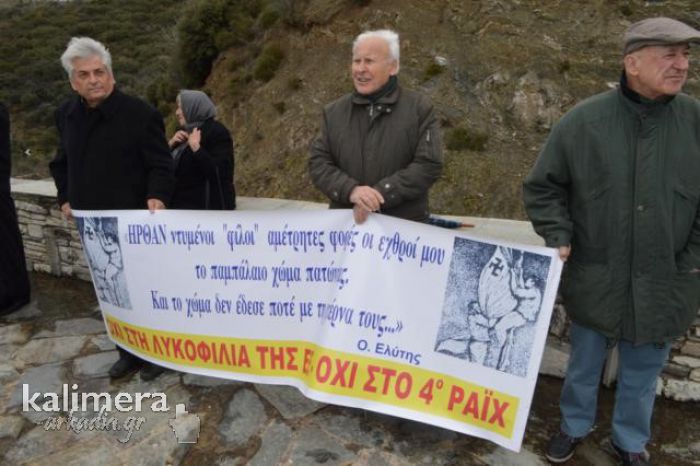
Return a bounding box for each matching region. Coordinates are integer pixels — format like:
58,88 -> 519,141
204,0 -> 700,219
5,0 -> 700,219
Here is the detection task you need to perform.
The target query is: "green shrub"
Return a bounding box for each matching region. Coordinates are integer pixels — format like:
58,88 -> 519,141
253,44 -> 284,82
423,62 -> 444,82
146,77 -> 178,109
177,0 -> 230,87
177,0 -> 262,87
272,101 -> 286,114
287,76 -> 303,91
227,55 -> 248,72
258,5 -> 280,29
446,126 -> 489,152
19,92 -> 40,108
221,12 -> 255,47
229,71 -> 252,99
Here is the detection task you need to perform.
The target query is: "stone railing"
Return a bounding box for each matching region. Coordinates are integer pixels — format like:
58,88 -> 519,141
12,179 -> 91,280
10,178 -> 700,401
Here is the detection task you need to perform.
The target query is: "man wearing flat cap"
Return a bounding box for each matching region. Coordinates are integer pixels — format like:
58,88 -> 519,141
524,17 -> 700,465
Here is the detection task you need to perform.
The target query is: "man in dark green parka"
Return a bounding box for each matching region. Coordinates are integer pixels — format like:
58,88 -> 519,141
524,17 -> 700,466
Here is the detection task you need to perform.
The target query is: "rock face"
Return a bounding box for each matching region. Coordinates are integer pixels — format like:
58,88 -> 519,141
7,362 -> 67,413
182,373 -> 242,388
254,384 -> 325,419
663,379 -> 700,401
539,338 -> 569,379
248,421 -> 292,466
217,389 -> 268,448
14,336 -> 87,365
0,416 -> 24,440
204,0 -> 700,220
510,71 -> 565,131
0,324 -> 30,345
72,351 -> 119,379
35,318 -> 106,338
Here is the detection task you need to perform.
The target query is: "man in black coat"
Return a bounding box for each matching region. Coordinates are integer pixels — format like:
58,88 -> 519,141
49,37 -> 174,381
0,103 -> 31,315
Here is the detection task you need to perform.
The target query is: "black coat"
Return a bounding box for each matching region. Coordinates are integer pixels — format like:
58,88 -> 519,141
0,103 -> 11,194
49,89 -> 174,210
0,103 -> 30,312
170,118 -> 235,210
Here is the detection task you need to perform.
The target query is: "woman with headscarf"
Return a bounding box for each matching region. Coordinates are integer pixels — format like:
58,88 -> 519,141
168,90 -> 235,210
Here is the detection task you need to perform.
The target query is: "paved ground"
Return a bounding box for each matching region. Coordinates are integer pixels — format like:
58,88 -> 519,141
1,274 -> 698,465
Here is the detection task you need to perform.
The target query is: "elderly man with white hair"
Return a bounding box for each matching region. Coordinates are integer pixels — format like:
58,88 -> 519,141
309,29 -> 442,224
49,37 -> 174,381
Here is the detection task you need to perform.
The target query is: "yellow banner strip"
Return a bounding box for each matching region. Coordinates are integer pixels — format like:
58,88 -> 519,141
105,314 -> 519,437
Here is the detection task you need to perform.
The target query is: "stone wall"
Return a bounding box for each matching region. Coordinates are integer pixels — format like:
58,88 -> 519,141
10,179 -> 700,401
13,189 -> 91,282
545,300 -> 700,402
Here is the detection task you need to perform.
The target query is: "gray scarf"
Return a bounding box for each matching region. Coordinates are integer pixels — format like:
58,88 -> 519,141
172,90 -> 217,160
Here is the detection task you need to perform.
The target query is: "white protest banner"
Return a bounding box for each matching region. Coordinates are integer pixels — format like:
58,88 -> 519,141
73,209 -> 562,452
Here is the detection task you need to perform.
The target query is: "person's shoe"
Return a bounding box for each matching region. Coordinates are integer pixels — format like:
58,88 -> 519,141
108,355 -> 141,379
545,430 -> 583,463
140,362 -> 166,381
610,440 -> 651,466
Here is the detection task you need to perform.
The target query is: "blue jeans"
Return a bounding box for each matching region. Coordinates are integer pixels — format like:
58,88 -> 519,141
559,322 -> 671,452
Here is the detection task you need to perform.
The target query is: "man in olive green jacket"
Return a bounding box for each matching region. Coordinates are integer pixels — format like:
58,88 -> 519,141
309,29 -> 442,224
524,17 -> 700,466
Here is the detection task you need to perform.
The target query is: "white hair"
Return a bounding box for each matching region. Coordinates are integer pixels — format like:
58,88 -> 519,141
353,29 -> 400,69
60,37 -> 113,78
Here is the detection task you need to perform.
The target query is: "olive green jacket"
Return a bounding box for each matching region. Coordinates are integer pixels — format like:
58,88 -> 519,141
309,85 -> 442,222
523,88 -> 700,344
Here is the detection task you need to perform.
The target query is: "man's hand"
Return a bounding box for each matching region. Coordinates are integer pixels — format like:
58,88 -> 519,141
147,198 -> 166,213
188,128 -> 201,152
349,185 -> 384,213
169,130 -> 188,148
558,245 -> 571,262
60,202 -> 73,220
353,204 -> 370,224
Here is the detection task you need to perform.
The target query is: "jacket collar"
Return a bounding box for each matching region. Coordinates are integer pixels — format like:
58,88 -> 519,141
66,88 -> 122,120
351,78 -> 401,106
619,71 -> 675,115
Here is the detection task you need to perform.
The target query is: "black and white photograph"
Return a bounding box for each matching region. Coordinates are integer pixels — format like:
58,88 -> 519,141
76,216 -> 132,310
435,239 -> 551,377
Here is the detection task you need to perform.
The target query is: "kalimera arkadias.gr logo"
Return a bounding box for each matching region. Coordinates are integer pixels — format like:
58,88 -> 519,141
23,383 -> 200,443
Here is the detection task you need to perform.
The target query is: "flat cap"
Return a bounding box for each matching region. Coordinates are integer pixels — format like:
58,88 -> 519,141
624,17 -> 700,54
